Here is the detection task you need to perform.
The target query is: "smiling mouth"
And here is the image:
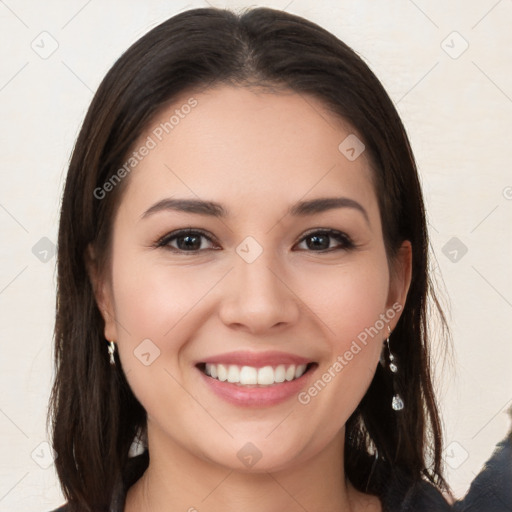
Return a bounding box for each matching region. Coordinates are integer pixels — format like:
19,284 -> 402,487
196,362 -> 317,386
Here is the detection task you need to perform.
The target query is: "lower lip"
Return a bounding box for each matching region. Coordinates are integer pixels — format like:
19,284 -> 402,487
197,365 -> 317,407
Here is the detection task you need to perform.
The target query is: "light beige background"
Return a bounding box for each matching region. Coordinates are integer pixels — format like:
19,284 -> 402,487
0,0 -> 511,510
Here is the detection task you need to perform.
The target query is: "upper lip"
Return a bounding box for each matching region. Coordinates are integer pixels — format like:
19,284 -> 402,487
196,350 -> 314,368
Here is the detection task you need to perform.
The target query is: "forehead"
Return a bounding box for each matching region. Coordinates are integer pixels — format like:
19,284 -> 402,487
118,85 -> 378,221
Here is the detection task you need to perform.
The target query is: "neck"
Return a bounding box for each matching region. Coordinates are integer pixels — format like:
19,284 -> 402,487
125,422 -> 379,512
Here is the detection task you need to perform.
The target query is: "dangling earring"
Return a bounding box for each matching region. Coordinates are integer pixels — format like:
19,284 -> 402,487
381,326 -> 404,411
107,340 -> 116,366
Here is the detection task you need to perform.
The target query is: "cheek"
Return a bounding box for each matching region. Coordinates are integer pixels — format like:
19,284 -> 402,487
109,256 -> 214,416
109,252 -> 233,405
111,254 -> 219,342
298,255 -> 390,346
292,256 -> 390,417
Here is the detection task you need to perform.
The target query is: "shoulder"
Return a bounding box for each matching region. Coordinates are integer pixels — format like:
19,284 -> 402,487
452,433 -> 512,512
400,478 -> 453,511
380,467 -> 453,511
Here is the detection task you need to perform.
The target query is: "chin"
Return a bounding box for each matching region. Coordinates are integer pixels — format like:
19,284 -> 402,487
195,435 -> 312,474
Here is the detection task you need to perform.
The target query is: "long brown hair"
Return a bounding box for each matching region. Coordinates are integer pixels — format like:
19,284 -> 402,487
49,6 -> 453,510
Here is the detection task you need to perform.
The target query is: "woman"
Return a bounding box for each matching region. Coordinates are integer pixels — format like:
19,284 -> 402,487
49,6 -> 456,511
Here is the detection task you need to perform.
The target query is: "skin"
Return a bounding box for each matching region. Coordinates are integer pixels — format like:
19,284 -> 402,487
88,85 -> 412,512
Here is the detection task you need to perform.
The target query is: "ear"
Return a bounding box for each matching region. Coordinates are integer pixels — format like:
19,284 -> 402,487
85,243 -> 118,342
385,240 -> 412,329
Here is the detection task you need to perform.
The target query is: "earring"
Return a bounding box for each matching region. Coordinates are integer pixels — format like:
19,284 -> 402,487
381,326 -> 404,411
107,340 -> 116,366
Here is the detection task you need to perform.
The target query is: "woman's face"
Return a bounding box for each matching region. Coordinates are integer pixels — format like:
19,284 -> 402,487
93,85 -> 411,472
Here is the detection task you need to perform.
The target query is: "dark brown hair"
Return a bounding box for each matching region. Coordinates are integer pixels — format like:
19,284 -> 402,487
49,6 -> 453,510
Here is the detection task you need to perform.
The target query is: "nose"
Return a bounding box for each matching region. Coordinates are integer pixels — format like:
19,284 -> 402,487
218,249 -> 301,334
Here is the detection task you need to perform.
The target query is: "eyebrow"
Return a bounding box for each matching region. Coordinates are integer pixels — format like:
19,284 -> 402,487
141,196 -> 370,225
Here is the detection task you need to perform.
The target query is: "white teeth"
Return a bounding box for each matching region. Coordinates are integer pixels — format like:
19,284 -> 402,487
227,365 -> 239,383
295,364 -> 307,378
240,366 -> 258,385
257,366 -> 274,385
274,364 -> 286,383
209,364 -> 218,379
203,363 -> 308,386
216,364 -> 228,382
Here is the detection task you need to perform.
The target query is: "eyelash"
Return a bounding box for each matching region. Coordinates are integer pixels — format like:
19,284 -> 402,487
154,228 -> 356,254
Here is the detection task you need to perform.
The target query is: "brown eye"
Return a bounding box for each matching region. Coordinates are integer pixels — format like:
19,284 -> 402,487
296,229 -> 354,252
174,233 -> 203,251
156,229 -> 217,253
